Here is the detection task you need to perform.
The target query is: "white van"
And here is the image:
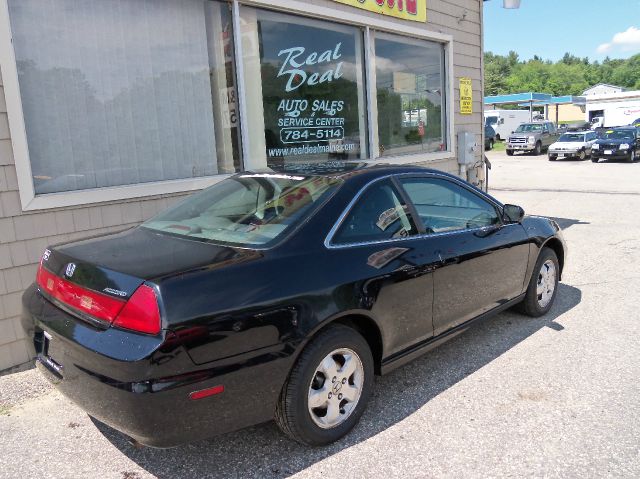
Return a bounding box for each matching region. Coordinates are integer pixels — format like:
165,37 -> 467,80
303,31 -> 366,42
484,109 -> 532,140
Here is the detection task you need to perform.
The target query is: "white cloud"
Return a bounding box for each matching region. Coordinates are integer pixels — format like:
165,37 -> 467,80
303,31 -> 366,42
597,26 -> 640,54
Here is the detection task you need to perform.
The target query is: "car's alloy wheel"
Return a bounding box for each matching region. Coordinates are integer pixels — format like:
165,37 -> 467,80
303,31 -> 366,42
536,260 -> 556,308
517,247 -> 559,317
307,348 -> 364,429
578,149 -> 586,160
275,325 -> 374,445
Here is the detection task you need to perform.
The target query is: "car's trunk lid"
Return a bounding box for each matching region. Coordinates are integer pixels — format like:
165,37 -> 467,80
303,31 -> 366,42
38,227 -> 262,329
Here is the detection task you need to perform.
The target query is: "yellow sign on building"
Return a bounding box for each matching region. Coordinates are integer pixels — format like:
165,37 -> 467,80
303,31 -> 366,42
333,0 -> 427,23
459,77 -> 473,115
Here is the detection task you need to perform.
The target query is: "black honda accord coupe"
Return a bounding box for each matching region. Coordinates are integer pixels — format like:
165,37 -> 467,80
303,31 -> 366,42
22,164 -> 566,447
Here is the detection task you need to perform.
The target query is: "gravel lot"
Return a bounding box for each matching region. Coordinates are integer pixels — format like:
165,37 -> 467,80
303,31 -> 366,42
1,150 -> 639,478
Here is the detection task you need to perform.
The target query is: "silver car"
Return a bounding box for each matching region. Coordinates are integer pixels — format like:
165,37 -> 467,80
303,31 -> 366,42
548,131 -> 598,161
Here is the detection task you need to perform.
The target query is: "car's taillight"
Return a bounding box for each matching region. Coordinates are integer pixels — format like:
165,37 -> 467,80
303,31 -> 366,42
37,261 -> 161,335
36,263 -> 126,322
112,285 -> 161,335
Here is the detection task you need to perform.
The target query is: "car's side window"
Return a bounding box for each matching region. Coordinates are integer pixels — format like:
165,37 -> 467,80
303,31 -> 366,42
398,177 -> 500,234
333,180 -> 419,244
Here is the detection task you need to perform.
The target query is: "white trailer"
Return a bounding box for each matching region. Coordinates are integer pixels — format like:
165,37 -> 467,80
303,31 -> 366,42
484,109 -> 532,140
585,91 -> 640,128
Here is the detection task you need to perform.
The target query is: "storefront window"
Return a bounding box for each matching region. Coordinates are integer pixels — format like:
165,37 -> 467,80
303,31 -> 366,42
240,9 -> 367,167
8,0 -> 241,195
375,32 -> 446,157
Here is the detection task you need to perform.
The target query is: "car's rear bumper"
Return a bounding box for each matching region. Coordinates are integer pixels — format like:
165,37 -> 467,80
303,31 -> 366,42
22,284 -> 294,447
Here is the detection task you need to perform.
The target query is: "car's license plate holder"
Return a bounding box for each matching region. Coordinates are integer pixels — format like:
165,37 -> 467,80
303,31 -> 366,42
604,150 -> 613,155
558,154 -> 565,158
37,331 -> 64,381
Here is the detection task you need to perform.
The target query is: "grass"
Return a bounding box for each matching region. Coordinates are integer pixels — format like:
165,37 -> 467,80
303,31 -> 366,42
490,139 -> 506,152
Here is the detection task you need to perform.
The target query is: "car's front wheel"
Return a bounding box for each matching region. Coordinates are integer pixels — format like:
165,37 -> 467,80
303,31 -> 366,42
275,325 -> 374,446
629,150 -> 636,163
532,142 -> 542,156
506,149 -> 514,156
578,149 -> 586,160
517,247 -> 559,317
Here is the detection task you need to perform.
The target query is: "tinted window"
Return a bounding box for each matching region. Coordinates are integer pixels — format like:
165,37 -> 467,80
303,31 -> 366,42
333,180 -> 418,244
144,173 -> 341,246
399,177 -> 499,233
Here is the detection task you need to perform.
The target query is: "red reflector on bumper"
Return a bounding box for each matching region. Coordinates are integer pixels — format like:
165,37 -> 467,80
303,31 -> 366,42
189,385 -> 224,400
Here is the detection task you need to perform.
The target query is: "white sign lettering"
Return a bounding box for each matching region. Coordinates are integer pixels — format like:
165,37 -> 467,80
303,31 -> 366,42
277,43 -> 344,92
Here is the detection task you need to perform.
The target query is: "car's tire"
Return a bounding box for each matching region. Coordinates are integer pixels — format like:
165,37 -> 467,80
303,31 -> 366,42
275,325 -> 374,446
489,139 -> 494,150
592,157 -> 599,163
506,149 -> 514,156
548,155 -> 556,161
578,149 -> 586,160
629,150 -> 636,163
516,247 -> 560,317
532,142 -> 542,156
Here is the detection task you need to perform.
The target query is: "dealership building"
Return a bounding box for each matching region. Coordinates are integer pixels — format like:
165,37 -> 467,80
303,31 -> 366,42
0,0 -> 485,373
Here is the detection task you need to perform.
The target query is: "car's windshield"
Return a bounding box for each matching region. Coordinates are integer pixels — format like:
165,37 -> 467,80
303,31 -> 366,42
485,116 -> 498,126
142,173 -> 342,246
558,133 -> 585,142
600,129 -> 635,141
514,123 -> 543,133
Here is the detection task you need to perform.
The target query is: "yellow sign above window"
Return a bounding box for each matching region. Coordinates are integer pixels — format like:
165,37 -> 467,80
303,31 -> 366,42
459,77 -> 473,115
333,0 -> 427,23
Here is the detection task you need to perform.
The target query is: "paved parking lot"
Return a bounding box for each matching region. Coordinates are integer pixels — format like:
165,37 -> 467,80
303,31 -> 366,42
1,151 -> 639,478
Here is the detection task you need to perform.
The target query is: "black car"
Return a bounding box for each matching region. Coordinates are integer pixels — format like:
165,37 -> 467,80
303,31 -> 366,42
23,164 -> 566,447
484,124 -> 496,150
591,127 -> 640,163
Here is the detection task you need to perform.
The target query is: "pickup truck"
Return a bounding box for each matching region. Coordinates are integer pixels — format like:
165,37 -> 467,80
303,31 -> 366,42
506,121 -> 560,156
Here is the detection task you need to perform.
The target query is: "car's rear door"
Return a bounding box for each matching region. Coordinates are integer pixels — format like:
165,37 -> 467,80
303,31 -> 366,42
396,175 -> 531,336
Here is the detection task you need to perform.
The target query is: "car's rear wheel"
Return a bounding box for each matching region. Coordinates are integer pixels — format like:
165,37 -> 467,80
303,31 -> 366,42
517,247 -> 559,317
275,325 -> 374,446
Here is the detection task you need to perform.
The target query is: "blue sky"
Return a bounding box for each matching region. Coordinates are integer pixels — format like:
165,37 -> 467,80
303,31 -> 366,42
483,0 -> 640,62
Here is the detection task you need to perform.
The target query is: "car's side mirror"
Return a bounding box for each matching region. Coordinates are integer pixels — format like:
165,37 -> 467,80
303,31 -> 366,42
503,204 -> 525,223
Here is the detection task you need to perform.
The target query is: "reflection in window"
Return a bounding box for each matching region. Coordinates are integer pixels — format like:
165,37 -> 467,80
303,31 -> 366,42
9,0 -> 241,195
334,181 -> 417,244
399,178 -> 499,233
240,9 -> 367,167
375,33 -> 446,157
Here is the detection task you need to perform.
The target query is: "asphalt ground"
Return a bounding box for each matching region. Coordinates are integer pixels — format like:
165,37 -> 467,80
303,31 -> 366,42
1,149 -> 639,478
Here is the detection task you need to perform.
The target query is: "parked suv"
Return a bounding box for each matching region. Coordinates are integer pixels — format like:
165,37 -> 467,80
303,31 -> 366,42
591,127 -> 640,163
548,131 -> 598,161
506,121 -> 560,156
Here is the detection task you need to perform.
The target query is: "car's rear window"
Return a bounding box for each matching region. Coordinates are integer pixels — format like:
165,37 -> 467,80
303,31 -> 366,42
142,173 -> 342,246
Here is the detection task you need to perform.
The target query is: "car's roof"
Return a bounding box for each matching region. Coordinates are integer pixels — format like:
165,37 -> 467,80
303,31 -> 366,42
244,162 -> 445,180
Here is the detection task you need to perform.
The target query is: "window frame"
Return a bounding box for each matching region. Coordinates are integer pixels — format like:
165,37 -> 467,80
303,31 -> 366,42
0,0 -> 455,211
325,172 -> 505,249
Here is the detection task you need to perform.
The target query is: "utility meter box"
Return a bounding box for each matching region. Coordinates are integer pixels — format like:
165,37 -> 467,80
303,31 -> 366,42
457,131 -> 477,165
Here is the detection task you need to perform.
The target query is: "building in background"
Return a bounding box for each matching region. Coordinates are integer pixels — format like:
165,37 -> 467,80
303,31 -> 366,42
0,0 -> 486,373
